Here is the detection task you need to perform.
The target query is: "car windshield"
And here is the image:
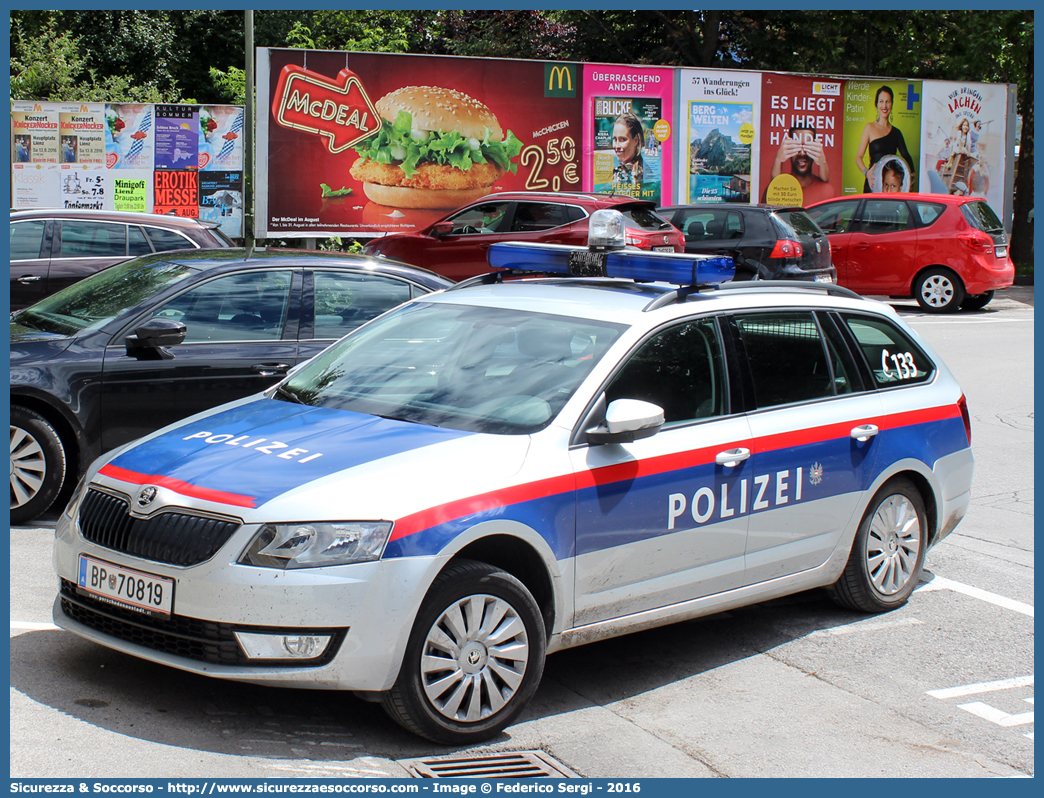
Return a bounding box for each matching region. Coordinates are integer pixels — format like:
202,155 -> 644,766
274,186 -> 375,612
12,254 -> 196,337
961,201 -> 1005,234
620,206 -> 674,231
278,301 -> 627,434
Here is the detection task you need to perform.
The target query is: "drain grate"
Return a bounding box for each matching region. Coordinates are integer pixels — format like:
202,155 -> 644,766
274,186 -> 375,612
400,751 -> 578,778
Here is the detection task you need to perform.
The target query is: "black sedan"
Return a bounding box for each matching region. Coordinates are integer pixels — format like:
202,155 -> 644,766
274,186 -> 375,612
656,203 -> 836,283
10,248 -> 452,523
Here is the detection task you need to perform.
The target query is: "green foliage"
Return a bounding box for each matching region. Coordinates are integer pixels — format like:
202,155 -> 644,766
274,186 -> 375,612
209,66 -> 246,105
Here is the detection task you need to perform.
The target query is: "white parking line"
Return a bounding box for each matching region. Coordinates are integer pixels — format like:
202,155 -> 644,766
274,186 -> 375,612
915,575 -> 1034,617
10,621 -> 59,632
957,702 -> 1034,727
927,676 -> 1034,700
808,617 -> 923,637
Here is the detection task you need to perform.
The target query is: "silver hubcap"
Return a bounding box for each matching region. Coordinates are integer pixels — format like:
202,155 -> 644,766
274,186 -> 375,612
920,274 -> 955,308
865,494 -> 922,595
10,425 -> 46,510
420,593 -> 530,723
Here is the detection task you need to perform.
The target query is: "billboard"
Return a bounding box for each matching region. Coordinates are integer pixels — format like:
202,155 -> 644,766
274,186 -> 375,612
677,69 -> 760,204
842,80 -> 922,195
257,48 -> 583,237
10,101 -> 245,237
582,65 -> 675,205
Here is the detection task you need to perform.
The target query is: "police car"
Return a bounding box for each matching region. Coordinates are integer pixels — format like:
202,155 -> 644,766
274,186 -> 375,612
53,211 -> 974,745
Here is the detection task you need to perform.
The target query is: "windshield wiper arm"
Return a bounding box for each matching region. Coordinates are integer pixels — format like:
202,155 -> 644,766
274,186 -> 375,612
274,385 -> 304,404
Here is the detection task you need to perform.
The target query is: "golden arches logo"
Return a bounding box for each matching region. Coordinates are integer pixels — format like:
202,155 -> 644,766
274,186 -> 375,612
548,66 -> 573,92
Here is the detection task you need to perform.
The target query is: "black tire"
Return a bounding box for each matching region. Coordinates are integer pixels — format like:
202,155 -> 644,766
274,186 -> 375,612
829,478 -> 927,613
10,407 -> 67,525
913,268 -> 965,313
960,290 -> 995,311
382,559 -> 546,744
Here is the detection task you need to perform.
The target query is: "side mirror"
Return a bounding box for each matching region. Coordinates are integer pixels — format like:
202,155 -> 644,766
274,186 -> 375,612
432,221 -> 455,236
584,398 -> 665,445
125,318 -> 187,360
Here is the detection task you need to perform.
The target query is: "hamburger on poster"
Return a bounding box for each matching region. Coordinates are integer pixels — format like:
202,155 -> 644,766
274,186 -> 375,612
351,85 -> 523,209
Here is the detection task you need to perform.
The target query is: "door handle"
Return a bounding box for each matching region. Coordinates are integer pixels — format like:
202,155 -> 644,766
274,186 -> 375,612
716,448 -> 751,467
851,424 -> 879,442
17,275 -> 43,284
854,243 -> 871,250
252,363 -> 290,376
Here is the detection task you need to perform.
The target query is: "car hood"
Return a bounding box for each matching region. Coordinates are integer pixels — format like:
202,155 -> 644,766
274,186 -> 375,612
97,397 -> 532,519
10,323 -> 75,362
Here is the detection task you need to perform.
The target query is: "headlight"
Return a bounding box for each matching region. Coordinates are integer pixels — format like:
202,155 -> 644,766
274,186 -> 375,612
238,521 -> 393,569
63,475 -> 91,521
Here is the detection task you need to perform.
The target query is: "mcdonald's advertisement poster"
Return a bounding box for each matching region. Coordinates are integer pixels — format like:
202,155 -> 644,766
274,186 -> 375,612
759,73 -> 845,207
259,49 -> 584,236
582,65 -> 674,206
841,80 -> 922,195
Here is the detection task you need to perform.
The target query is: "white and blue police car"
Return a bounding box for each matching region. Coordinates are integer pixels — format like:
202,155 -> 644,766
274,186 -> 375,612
53,210 -> 974,744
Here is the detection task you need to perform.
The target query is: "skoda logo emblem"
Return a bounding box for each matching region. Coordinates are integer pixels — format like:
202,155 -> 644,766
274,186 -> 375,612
137,486 -> 158,508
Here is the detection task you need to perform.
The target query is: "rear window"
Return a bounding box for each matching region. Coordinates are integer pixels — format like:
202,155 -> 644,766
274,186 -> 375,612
145,226 -> 198,252
913,202 -> 947,227
772,210 -> 823,238
961,201 -> 1004,233
619,206 -> 674,232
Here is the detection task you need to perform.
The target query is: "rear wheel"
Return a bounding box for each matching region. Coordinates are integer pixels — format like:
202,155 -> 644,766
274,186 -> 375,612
10,407 -> 67,525
914,268 -> 965,313
382,559 -> 546,744
829,478 -> 927,613
960,290 -> 995,311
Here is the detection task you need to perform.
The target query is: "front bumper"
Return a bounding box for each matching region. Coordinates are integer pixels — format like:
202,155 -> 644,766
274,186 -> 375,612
52,510 -> 439,691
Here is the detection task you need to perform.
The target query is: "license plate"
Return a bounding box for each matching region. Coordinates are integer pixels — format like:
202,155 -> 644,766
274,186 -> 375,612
77,554 -> 174,616
995,246 -> 1007,258
814,274 -> 834,284
653,246 -> 675,252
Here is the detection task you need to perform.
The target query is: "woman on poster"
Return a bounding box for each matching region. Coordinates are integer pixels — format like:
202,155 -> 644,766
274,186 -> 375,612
612,113 -> 645,188
854,86 -> 915,192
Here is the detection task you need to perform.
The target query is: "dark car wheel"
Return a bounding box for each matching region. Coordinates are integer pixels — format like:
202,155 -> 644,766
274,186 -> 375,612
10,407 -> 67,525
382,559 -> 546,745
829,477 -> 927,613
914,268 -> 965,313
960,290 -> 995,312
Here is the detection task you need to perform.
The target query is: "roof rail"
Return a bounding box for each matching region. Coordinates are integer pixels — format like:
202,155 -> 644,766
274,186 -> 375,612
713,280 -> 863,301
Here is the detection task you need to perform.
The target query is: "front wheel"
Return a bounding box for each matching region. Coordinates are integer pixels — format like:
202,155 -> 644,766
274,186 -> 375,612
382,560 -> 546,744
960,290 -> 995,311
10,407 -> 68,525
829,478 -> 927,613
914,268 -> 965,313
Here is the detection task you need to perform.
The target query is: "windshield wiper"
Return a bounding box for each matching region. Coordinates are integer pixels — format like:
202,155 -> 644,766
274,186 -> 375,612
273,385 -> 304,404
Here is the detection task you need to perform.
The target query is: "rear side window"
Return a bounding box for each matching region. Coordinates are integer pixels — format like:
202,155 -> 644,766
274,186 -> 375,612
510,202 -> 576,233
128,225 -> 152,256
619,206 -> 673,232
313,271 -> 412,340
841,314 -> 935,388
10,220 -> 46,260
773,210 -> 822,237
961,201 -> 1004,233
913,202 -> 947,227
58,221 -> 128,257
145,226 -> 197,252
734,311 -> 836,408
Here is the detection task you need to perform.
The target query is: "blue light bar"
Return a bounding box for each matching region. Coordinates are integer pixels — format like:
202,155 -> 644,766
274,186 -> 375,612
487,242 -> 735,286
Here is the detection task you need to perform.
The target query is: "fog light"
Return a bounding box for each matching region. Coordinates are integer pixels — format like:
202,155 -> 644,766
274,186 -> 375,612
234,631 -> 332,660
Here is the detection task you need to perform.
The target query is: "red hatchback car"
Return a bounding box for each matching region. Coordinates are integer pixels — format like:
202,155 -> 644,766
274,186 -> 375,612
805,193 -> 1014,312
363,191 -> 684,281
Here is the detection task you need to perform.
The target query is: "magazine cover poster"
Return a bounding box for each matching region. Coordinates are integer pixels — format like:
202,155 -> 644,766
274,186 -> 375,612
842,81 -> 921,195
582,65 -> 674,204
58,103 -> 106,166
11,163 -> 61,209
920,80 -> 1008,218
678,69 -> 760,204
12,101 -> 59,164
261,49 -> 583,236
155,105 -> 200,170
759,73 -> 844,206
199,105 -> 245,171
200,171 -> 245,238
105,104 -> 154,170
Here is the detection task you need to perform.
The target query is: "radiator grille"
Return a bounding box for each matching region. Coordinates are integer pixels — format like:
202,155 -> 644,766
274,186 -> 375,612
79,488 -> 241,566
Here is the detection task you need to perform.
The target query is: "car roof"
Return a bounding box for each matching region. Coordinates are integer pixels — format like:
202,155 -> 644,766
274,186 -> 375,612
139,248 -> 453,287
424,275 -> 888,326
9,208 -> 220,228
658,203 -> 804,213
805,192 -> 978,208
